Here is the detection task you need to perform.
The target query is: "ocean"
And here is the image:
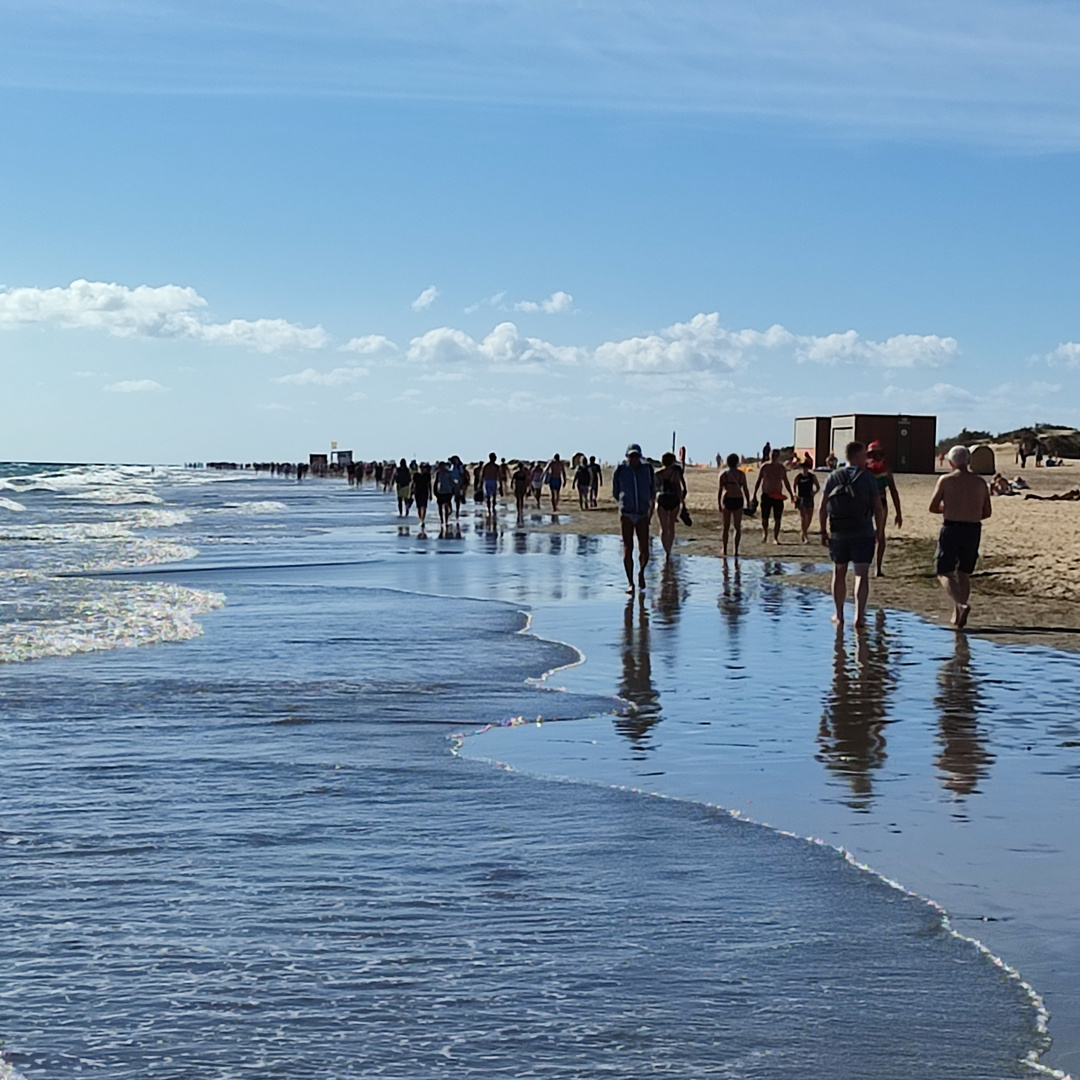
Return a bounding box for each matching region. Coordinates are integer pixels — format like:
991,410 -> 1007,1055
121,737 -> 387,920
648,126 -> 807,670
0,463 -> 1066,1078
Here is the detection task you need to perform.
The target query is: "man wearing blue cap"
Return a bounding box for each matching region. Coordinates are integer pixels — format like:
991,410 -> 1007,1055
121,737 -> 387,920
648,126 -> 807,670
611,444 -> 655,592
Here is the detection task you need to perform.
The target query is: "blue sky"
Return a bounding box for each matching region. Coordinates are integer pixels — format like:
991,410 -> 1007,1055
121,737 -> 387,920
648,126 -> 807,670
2,0 -> 1079,463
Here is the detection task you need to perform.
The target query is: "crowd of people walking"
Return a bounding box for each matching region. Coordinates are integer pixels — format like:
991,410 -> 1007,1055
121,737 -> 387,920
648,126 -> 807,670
283,436 -> 988,629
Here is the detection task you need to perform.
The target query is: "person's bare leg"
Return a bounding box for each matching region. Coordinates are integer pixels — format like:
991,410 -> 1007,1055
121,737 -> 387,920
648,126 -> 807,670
660,509 -> 674,557
831,563 -> 848,624
635,517 -> 651,589
761,507 -> 769,544
552,488 -> 560,513
620,516 -> 636,591
875,509 -> 887,576
939,572 -> 972,627
721,508 -> 731,556
773,512 -> 782,544
733,509 -> 743,557
852,563 -> 871,627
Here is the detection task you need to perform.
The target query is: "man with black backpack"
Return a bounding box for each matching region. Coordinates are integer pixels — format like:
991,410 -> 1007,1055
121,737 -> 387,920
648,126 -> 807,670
819,441 -> 883,627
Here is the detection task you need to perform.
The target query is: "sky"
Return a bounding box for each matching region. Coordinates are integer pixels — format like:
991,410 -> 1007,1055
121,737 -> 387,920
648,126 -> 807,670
2,0 -> 1080,464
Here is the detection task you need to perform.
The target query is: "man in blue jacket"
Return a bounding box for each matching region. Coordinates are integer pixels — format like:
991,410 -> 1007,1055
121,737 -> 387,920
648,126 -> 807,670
612,444 -> 655,592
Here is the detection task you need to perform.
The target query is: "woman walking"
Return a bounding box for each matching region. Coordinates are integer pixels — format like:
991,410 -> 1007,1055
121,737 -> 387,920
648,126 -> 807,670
793,459 -> 820,543
717,453 -> 750,557
655,452 -> 687,558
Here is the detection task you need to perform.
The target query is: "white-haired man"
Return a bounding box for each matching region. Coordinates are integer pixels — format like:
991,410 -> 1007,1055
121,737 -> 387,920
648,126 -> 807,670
929,445 -> 992,629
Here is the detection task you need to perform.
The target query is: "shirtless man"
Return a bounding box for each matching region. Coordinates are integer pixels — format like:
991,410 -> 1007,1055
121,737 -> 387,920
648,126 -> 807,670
929,445 -> 992,630
545,453 -> 568,513
753,448 -> 794,544
479,452 -> 501,515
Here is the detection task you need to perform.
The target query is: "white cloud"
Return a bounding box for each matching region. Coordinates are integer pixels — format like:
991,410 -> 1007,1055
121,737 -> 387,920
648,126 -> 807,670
513,290 -> 574,314
407,321 -> 584,367
411,285 -> 440,311
402,312 -> 958,376
273,365 -> 368,386
1047,342 -> 1080,368
419,370 -> 468,381
341,334 -> 397,355
796,331 -> 958,368
104,379 -> 169,393
0,280 -> 327,353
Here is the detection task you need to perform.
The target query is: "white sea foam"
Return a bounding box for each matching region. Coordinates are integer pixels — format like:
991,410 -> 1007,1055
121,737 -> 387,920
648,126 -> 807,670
0,497 -> 27,512
221,500 -> 288,514
0,582 -> 225,664
0,1053 -> 28,1080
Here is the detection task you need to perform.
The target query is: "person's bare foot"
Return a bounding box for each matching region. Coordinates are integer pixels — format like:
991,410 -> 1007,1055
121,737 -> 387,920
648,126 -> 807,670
638,572 -> 647,590
956,604 -> 971,630
831,614 -> 843,626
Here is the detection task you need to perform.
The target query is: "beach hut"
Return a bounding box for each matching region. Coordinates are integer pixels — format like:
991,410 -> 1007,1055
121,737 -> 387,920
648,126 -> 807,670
826,414 -> 936,473
793,417 -> 831,467
969,445 -> 995,475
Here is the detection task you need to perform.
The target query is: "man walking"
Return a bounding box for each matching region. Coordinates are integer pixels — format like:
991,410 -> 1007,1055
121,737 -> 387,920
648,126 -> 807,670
820,441 -> 883,627
929,445 -> 992,629
754,448 -> 794,544
612,444 -> 655,593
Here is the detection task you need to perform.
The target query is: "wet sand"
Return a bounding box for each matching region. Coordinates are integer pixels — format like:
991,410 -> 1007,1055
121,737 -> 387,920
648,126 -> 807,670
527,447 -> 1080,652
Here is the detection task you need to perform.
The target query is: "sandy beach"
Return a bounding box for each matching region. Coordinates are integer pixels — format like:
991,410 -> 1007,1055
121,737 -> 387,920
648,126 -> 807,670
532,445 -> 1080,651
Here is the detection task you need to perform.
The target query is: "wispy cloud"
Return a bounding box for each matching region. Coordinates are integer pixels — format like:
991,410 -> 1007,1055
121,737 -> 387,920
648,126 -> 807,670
104,379 -> 169,393
411,285 -> 440,312
274,365 -> 368,386
0,280 -> 327,353
464,291 -> 506,314
513,291 -> 573,314
8,2 -> 1080,148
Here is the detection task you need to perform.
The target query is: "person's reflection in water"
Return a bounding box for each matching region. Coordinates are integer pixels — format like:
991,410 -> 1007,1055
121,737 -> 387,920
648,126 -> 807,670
655,559 -> 685,627
817,610 -> 895,811
934,634 -> 994,802
718,559 -> 748,626
614,595 -> 662,757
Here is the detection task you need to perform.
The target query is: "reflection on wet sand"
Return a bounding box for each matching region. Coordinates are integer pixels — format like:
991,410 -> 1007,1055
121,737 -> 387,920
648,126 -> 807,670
655,559 -> 686,626
935,634 -> 995,801
614,596 -> 662,756
817,611 -> 896,811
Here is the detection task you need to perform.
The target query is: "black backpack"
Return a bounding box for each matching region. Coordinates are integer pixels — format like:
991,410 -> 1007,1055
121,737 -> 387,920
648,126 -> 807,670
827,467 -> 870,533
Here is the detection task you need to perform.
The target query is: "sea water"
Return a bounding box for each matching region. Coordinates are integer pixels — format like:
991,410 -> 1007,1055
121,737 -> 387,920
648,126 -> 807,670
0,465 -> 1059,1078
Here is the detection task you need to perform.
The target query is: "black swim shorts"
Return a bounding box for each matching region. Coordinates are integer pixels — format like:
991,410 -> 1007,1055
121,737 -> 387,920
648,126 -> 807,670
936,520 -> 981,576
828,533 -> 875,566
760,494 -> 784,523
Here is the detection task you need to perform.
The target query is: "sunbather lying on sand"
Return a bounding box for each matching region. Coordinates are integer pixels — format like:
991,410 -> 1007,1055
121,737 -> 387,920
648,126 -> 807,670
1024,489 -> 1080,501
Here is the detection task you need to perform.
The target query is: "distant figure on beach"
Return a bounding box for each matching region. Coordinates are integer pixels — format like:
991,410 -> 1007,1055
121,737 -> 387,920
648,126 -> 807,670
655,452 -> 687,559
826,451 -> 838,471
434,461 -> 456,526
511,461 -> 531,519
449,456 -> 468,519
866,441 -> 903,577
545,453 -> 567,512
530,462 -> 545,508
574,459 -> 592,510
394,459 -> 413,517
588,456 -> 603,508
761,441 -> 771,463
498,457 -> 509,497
717,453 -> 750,557
411,463 -> 431,527
480,453 -> 500,515
612,444 -> 655,592
753,449 -> 794,545
929,445 -> 992,630
793,458 -> 820,543
820,441 -> 883,628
